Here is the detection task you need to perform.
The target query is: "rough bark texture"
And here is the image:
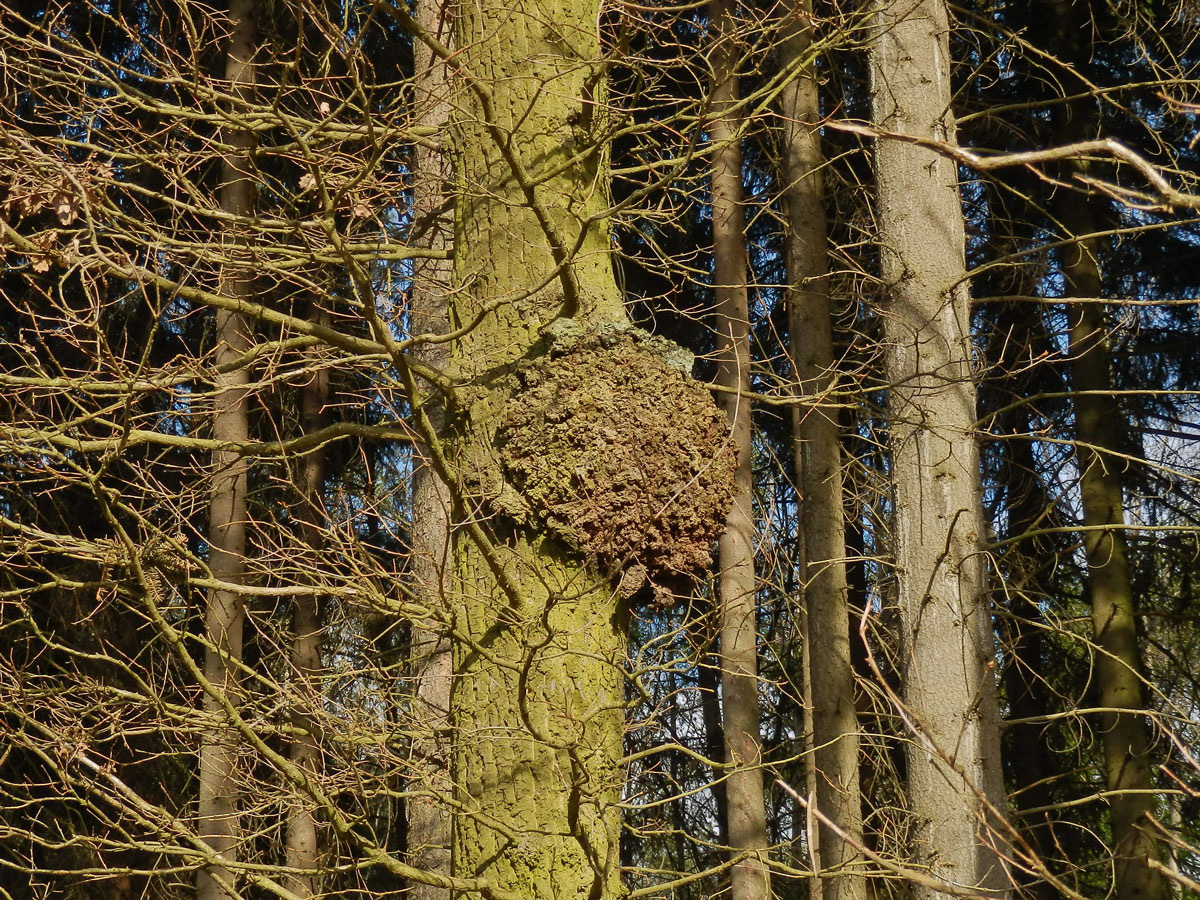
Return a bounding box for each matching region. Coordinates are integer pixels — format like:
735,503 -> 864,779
868,1 -> 1010,895
497,328 -> 734,599
778,5 -> 866,898
407,0 -> 455,895
197,2 -> 255,897
1057,185 -> 1162,900
284,311 -> 329,900
447,0 -> 624,351
444,1 -> 631,898
710,2 -> 772,898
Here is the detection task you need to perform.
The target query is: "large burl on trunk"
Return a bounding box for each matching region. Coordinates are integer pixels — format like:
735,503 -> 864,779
445,321 -> 734,900
435,0 -> 734,894
498,325 -> 735,605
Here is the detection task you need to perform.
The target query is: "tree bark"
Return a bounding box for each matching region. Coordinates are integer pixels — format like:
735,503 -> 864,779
1057,172 -> 1162,900
407,0 -> 454,895
710,2 -> 772,898
1044,7 -> 1161,896
869,1 -> 1010,896
284,309 -> 329,900
777,5 -> 866,899
988,301 -> 1059,900
699,648 -> 731,852
197,1 -> 255,896
443,0 -> 628,897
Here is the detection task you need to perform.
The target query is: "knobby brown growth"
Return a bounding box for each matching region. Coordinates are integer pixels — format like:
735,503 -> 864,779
496,325 -> 736,604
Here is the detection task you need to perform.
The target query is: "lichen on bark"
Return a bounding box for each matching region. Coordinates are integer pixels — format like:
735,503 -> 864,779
495,324 -> 736,604
438,0 -> 729,887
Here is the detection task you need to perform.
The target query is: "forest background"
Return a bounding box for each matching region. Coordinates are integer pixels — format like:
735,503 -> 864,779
2,1 -> 1200,900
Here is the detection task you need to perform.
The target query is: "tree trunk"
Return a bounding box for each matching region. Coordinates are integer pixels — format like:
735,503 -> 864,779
1044,6 -> 1161,896
284,308 -> 329,900
197,2 -> 255,897
443,0 -> 630,896
1057,173 -> 1162,900
869,1 -> 1010,895
699,647 -> 731,852
778,5 -> 866,899
407,0 -> 454,895
988,301 -> 1059,900
710,1 -> 772,897
196,1 -> 256,895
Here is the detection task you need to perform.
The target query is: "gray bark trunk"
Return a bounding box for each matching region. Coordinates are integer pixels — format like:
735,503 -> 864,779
778,5 -> 867,898
710,3 -> 772,898
284,308 -> 329,899
197,1 -> 255,896
407,0 -> 454,896
869,1 -> 1010,895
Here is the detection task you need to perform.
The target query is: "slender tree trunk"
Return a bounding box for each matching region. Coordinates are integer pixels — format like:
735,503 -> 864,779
699,648 -> 731,852
988,303 -> 1059,900
284,309 -> 330,900
797,552 -> 821,876
1065,234 -> 1160,900
710,3 -> 772,899
407,0 -> 454,895
1057,176 -> 1162,900
1000,436 -> 1057,900
1044,7 -> 1161,896
778,5 -> 866,899
197,2 -> 255,896
443,0 -> 629,896
869,1 -> 1009,895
